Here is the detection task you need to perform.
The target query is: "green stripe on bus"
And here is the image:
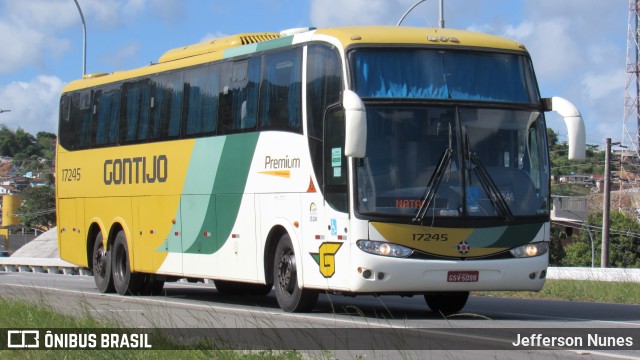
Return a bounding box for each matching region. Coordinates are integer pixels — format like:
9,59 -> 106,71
183,133 -> 260,254
493,223 -> 543,248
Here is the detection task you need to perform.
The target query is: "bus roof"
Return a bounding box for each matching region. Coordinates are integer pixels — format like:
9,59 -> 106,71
315,26 -> 526,52
62,26 -> 527,93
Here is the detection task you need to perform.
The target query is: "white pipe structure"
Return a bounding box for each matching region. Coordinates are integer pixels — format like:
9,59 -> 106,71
550,96 -> 587,161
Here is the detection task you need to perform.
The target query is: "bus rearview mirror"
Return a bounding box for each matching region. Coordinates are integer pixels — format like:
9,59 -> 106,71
343,90 -> 367,158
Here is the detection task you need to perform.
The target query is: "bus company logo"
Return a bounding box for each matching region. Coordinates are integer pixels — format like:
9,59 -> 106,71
259,155 -> 301,179
457,241 -> 471,255
7,330 -> 39,348
310,242 -> 343,278
104,155 -> 168,185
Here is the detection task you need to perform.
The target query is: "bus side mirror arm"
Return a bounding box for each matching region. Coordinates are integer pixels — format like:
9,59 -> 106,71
343,90 -> 367,158
543,97 -> 586,161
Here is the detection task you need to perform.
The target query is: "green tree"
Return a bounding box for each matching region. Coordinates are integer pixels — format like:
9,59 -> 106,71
564,212 -> 640,268
549,224 -> 567,266
36,132 -> 56,161
0,126 -> 42,159
546,127 -> 558,148
18,186 -> 56,230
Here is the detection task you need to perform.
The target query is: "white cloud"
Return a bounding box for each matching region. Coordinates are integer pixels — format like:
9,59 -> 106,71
583,70 -> 626,101
0,76 -> 66,134
0,0 -> 151,76
503,21 -> 534,40
99,42 -> 142,69
149,0 -> 185,23
310,0 -> 410,27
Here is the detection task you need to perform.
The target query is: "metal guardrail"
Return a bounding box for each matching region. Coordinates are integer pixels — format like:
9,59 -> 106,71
0,257 -> 92,276
1,257 -> 640,283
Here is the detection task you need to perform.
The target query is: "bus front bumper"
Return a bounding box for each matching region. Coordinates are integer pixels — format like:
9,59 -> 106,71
348,248 -> 548,293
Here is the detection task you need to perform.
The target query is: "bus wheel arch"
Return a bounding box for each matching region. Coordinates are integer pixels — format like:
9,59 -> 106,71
264,225 -> 287,286
88,223 -> 115,293
86,223 -> 102,271
272,232 -> 318,312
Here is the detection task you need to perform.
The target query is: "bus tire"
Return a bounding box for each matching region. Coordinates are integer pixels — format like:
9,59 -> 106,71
273,234 -> 317,312
424,291 -> 469,314
214,280 -> 272,296
92,232 -> 115,293
112,230 -> 145,295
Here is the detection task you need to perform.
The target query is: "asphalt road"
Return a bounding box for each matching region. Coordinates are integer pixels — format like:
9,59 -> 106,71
1,272 -> 639,359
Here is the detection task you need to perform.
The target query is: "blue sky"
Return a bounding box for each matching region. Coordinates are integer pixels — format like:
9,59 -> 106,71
0,0 -> 629,150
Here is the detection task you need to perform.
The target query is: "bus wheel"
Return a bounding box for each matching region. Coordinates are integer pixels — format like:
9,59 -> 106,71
424,291 -> 469,314
273,234 -> 317,312
92,232 -> 114,293
112,230 -> 144,295
214,280 -> 272,296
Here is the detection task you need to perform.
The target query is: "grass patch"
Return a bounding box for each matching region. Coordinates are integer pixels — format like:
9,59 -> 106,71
474,279 -> 640,304
0,297 -> 304,359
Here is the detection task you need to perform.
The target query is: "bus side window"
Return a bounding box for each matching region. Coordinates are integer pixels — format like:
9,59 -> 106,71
59,95 -> 74,150
307,44 -> 343,194
73,91 -> 93,150
219,57 -> 259,134
93,87 -> 121,147
184,64 -> 218,137
259,48 -> 302,133
150,72 -> 183,141
122,80 -> 151,144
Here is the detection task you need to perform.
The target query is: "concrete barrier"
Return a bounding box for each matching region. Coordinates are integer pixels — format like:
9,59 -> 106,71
546,266 -> 640,283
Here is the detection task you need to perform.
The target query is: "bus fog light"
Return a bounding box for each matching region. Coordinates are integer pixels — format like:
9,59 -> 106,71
510,242 -> 549,258
357,240 -> 413,258
362,269 -> 372,279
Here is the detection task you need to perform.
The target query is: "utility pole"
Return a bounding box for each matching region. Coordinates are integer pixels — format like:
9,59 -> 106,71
602,138 -> 611,268
397,0 -> 445,28
73,0 -> 87,76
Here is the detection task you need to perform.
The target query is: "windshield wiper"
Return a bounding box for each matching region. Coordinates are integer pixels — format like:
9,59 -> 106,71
412,147 -> 453,223
468,152 -> 514,222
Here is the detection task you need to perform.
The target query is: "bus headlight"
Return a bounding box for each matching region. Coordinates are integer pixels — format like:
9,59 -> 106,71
357,240 -> 413,258
510,242 -> 549,258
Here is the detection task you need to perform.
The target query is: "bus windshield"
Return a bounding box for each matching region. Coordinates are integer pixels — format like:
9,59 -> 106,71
356,106 -> 549,219
351,48 -> 540,104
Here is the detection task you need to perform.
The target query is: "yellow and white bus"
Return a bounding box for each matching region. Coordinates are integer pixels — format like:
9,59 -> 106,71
57,26 -> 585,313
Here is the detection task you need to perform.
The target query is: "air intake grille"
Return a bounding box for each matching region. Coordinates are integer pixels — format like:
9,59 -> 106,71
241,34 -> 281,45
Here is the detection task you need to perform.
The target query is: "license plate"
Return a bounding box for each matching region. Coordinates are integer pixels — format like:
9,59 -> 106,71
447,271 -> 479,282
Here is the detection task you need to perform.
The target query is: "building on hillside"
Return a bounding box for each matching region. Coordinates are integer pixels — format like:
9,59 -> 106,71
559,174 -> 591,184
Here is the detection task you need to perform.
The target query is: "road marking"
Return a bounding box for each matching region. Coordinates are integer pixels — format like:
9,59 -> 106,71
493,311 -> 640,328
568,350 -> 640,360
